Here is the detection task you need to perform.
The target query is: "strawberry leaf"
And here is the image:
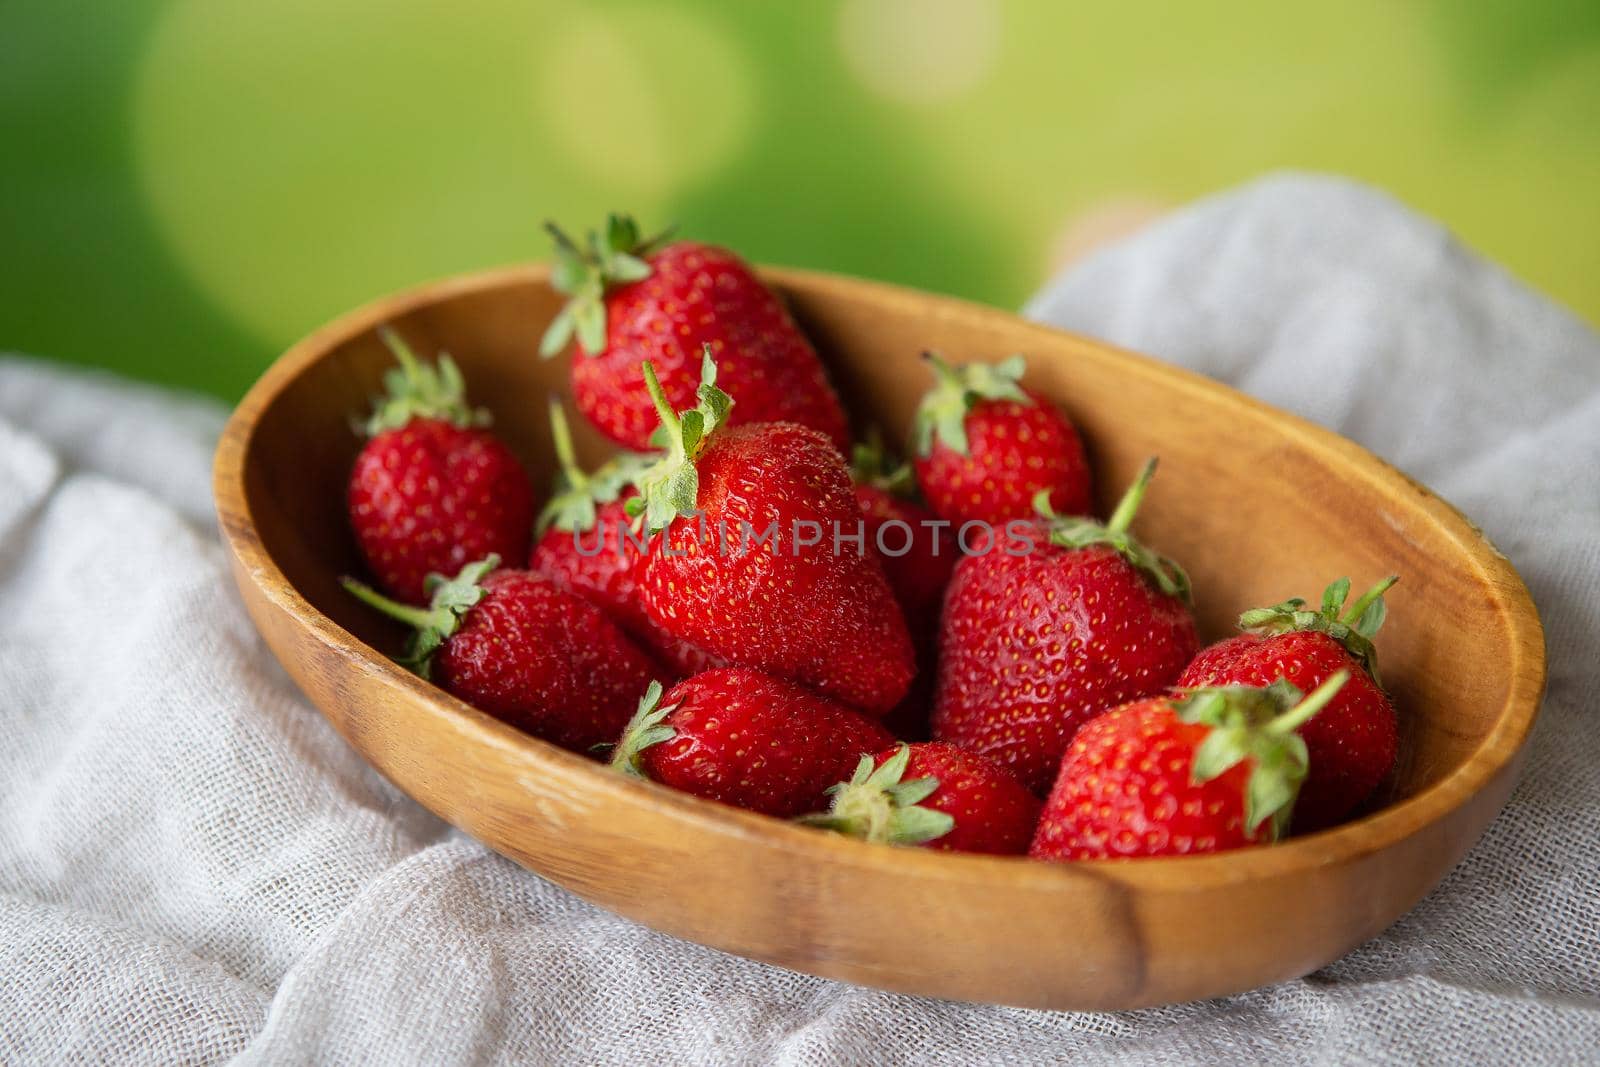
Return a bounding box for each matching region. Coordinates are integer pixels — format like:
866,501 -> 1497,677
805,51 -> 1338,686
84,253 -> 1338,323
1190,722 -> 1251,784
608,252 -> 653,284
679,409 -> 705,457
890,806 -> 958,845
573,298 -> 608,354
1321,577 -> 1351,618
795,743 -> 955,847
540,214 -> 673,359
886,776 -> 941,807
611,680 -> 680,778
1350,596 -> 1388,642
550,250 -> 590,295
605,212 -> 640,255
540,306 -> 578,358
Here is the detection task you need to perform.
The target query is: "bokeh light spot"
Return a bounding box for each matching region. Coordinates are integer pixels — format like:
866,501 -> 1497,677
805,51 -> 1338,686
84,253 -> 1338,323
535,7 -> 754,198
838,0 -> 1000,103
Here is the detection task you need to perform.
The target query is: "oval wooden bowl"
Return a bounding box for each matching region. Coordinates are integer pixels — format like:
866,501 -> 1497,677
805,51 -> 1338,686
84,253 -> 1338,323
214,264 -> 1545,1010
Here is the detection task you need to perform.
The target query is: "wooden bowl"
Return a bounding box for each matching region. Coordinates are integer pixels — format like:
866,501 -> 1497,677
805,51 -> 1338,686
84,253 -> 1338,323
214,264 -> 1545,1010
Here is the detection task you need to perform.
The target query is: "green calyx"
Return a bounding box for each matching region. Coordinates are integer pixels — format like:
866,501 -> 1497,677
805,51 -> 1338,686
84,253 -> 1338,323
536,397 -> 654,536
539,213 -> 674,358
1237,575 -> 1398,687
339,555 -> 499,679
624,346 -> 734,533
850,428 -> 916,497
363,326 -> 491,436
609,680 -> 679,777
1034,457 -> 1192,603
910,351 -> 1032,457
795,744 -> 955,846
1175,670 -> 1350,841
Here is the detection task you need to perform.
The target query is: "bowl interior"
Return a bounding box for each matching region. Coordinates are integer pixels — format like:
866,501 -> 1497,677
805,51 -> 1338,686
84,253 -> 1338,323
241,268 -> 1526,817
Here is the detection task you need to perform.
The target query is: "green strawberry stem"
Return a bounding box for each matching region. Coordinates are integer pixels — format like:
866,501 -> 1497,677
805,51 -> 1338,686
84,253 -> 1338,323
340,579 -> 438,630
610,680 -> 678,778
796,745 -> 955,846
535,398 -> 592,537
1105,457 -> 1157,535
363,327 -> 489,435
1265,669 -> 1351,736
911,351 -> 1030,457
626,347 -> 733,532
537,398 -> 655,535
640,361 -> 684,454
547,396 -> 585,488
339,555 -> 499,679
1338,575 -> 1399,628
1034,457 -> 1191,603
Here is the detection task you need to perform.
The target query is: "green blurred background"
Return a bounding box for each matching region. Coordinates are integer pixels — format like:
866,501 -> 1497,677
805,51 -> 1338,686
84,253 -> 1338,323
3,0 -> 1596,401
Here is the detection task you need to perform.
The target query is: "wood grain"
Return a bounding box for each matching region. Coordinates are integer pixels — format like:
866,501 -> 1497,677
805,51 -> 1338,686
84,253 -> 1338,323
213,263 -> 1546,1010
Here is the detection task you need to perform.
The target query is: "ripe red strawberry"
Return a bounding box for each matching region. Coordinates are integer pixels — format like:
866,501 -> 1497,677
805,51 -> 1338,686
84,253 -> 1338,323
341,555 -> 660,755
531,493 -> 645,630
540,214 -> 849,452
1030,673 -> 1349,860
629,353 -> 915,714
932,459 -> 1199,794
852,435 -> 958,637
348,327 -> 535,604
532,497 -> 721,682
851,435 -> 957,739
911,353 -> 1091,528
800,742 -> 1041,854
611,668 -> 895,817
1176,576 -> 1401,832
527,401 -> 720,680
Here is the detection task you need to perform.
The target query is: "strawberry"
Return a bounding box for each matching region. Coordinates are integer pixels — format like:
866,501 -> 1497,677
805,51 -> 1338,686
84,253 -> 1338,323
1030,673 -> 1349,860
610,668 -> 896,817
851,434 -> 957,738
911,353 -> 1091,528
526,402 -> 719,679
852,434 -> 957,637
628,352 -> 915,714
800,742 -> 1041,855
1176,576 -> 1401,832
348,327 -> 535,604
539,214 -> 849,452
932,459 -> 1199,794
341,556 -> 660,755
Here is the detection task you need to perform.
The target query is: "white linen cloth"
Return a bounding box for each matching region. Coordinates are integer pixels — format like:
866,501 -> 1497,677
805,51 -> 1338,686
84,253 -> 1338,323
2,174 -> 1597,1064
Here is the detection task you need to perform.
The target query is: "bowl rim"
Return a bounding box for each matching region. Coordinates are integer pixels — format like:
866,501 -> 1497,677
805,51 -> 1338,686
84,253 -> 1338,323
213,261 -> 1548,893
